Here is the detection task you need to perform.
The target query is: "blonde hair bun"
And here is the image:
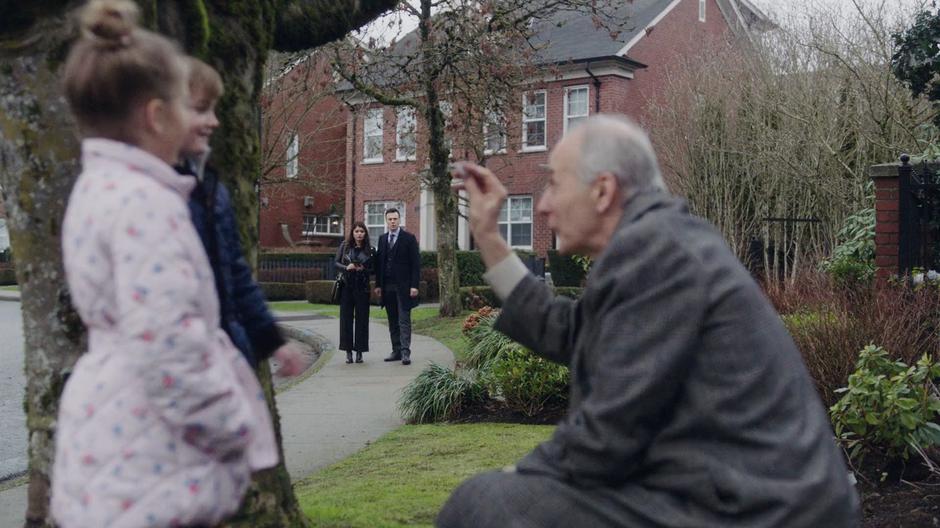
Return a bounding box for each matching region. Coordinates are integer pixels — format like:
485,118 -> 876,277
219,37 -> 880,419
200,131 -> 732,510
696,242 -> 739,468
80,0 -> 140,48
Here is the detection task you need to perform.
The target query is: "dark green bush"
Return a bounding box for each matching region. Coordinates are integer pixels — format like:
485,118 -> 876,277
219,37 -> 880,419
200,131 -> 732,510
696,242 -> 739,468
421,268 -> 440,302
460,286 -> 500,309
830,345 -> 940,469
420,251 -> 438,269
260,282 -> 308,301
259,252 -> 336,264
554,287 -> 583,299
304,280 -> 336,304
0,268 -> 16,286
486,343 -> 569,417
456,251 -> 486,286
398,362 -> 486,423
547,250 -> 586,287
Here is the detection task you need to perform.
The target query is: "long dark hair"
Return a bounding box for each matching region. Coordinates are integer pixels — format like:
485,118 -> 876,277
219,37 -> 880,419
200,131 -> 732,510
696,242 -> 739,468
345,220 -> 371,251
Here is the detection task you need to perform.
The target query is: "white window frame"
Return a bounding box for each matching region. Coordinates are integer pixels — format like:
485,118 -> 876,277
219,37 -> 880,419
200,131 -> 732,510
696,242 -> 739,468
286,132 -> 299,179
497,195 -> 533,249
363,108 -> 384,163
483,110 -> 507,155
302,214 -> 344,237
395,106 -> 417,161
563,85 -> 590,136
522,90 -> 547,152
699,0 -> 706,22
365,200 -> 406,242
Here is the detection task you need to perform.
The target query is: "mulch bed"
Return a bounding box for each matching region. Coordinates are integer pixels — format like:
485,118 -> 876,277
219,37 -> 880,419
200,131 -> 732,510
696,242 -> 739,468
452,404 -> 940,526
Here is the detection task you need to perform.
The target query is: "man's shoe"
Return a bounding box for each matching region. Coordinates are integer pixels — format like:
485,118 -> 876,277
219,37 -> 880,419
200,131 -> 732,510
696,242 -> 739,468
402,355 -> 411,366
355,351 -> 363,363
384,354 -> 402,362
345,351 -> 353,364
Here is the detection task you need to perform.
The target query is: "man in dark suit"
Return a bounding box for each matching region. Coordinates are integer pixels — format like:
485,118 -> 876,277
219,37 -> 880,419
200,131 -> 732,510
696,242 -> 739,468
373,208 -> 421,365
438,115 -> 860,527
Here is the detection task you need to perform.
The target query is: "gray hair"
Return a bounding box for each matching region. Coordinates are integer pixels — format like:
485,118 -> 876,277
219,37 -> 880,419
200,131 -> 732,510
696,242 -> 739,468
574,114 -> 666,198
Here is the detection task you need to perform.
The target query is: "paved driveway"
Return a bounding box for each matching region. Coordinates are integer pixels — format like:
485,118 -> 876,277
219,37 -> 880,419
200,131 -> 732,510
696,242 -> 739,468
0,300 -> 26,480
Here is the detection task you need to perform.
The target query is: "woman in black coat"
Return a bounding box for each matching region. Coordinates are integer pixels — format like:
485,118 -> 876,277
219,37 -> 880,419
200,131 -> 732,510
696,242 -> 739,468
334,221 -> 374,363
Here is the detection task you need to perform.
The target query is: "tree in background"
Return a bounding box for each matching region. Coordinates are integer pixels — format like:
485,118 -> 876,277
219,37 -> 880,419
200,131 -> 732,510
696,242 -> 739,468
893,3 -> 940,127
0,1 -> 396,526
647,1 -> 929,284
331,0 -> 629,316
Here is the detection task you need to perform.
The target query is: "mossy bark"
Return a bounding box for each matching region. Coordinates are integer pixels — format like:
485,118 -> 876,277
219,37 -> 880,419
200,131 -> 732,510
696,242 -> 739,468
0,6 -> 85,527
0,1 -> 396,526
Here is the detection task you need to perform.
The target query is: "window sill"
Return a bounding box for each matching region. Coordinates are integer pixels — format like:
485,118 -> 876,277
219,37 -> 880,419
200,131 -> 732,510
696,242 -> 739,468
483,149 -> 507,156
362,159 -> 383,165
394,157 -> 417,163
520,146 -> 548,153
302,232 -> 345,237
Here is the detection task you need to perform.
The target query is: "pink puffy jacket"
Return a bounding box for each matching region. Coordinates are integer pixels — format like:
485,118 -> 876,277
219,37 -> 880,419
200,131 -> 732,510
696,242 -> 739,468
52,139 -> 278,527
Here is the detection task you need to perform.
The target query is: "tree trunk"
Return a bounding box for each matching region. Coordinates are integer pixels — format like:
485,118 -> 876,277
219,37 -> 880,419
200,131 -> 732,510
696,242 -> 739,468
418,0 -> 462,317
0,6 -> 87,527
0,1 -> 396,526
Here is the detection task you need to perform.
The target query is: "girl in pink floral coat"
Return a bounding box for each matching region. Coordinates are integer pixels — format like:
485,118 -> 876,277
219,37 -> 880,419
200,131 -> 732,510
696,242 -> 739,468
52,2 -> 277,526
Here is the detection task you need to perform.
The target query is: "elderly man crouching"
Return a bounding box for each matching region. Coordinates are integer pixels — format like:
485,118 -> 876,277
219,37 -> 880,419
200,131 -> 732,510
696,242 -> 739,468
437,115 -> 860,527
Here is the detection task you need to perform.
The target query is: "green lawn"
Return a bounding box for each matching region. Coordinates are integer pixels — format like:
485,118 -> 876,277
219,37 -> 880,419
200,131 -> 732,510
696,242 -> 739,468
270,301 -> 447,325
411,311 -> 471,362
0,285 -> 18,291
296,423 -> 553,528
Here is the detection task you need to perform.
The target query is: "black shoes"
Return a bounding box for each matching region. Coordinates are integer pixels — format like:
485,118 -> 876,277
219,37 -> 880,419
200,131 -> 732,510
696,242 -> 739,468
355,351 -> 363,363
402,353 -> 411,366
384,353 -> 402,362
345,351 -> 353,364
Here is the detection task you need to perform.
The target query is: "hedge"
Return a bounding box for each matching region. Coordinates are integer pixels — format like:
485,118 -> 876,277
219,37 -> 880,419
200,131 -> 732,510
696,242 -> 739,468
259,252 -> 336,264
0,268 -> 15,286
547,250 -> 585,287
259,282 -> 308,301
305,280 -> 431,305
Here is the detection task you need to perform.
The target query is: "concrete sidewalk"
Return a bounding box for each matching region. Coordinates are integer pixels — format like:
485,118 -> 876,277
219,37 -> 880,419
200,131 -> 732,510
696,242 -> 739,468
0,313 -> 455,526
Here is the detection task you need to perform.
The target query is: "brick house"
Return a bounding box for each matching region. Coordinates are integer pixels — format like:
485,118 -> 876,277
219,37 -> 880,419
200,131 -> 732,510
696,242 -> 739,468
259,53 -> 349,250
262,0 -> 771,254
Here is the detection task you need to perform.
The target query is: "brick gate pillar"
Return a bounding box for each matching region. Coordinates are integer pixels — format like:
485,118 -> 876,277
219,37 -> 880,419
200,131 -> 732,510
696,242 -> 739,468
870,161 -> 900,282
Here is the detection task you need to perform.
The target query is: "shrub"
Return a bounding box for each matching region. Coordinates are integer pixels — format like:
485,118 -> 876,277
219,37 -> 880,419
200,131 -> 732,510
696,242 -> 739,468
485,344 -> 569,417
421,267 -> 440,302
0,268 -> 15,286
819,202 -> 875,286
259,282 -> 307,301
304,280 -> 336,304
420,251 -> 438,269
460,286 -> 500,309
462,306 -> 497,336
767,271 -> 940,406
456,251 -> 486,286
830,345 -> 940,469
554,287 -> 583,299
257,267 -> 322,283
463,311 -> 512,370
398,362 -> 486,424
547,250 -> 586,287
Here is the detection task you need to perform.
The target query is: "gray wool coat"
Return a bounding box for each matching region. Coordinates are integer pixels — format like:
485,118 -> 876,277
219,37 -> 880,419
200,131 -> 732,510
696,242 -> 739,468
439,191 -> 860,528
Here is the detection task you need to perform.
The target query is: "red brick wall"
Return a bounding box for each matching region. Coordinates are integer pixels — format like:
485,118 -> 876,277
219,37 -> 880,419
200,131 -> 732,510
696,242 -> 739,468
872,167 -> 900,280
260,56 -> 348,251
341,0 -> 741,256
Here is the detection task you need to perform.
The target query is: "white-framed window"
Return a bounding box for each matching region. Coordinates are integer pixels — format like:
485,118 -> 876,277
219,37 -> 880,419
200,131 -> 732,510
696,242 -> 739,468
396,106 -> 417,161
483,110 -> 507,154
699,0 -> 706,22
286,132 -> 299,179
302,214 -> 344,236
363,108 -> 384,163
0,218 -> 9,251
498,196 -> 533,248
522,91 -> 547,151
365,200 -> 405,241
564,86 -> 589,135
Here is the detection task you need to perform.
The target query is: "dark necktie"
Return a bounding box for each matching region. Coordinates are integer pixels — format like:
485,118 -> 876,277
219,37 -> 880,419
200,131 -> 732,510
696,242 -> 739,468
389,233 -> 396,249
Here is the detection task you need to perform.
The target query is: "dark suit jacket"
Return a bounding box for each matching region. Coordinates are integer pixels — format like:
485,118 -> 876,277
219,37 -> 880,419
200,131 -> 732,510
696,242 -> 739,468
494,191 -> 860,527
375,228 -> 421,309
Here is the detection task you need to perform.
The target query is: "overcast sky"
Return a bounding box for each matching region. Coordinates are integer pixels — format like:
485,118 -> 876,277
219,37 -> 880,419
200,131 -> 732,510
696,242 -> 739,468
360,0 -> 930,44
